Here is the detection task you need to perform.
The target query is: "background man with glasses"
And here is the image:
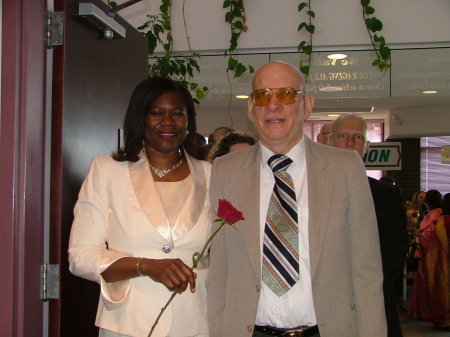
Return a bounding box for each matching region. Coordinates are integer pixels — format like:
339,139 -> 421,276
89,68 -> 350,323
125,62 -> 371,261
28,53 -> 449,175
331,113 -> 408,337
207,61 -> 387,337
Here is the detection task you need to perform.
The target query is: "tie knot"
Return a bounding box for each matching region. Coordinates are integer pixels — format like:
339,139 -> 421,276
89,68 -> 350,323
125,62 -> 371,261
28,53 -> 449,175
268,154 -> 293,173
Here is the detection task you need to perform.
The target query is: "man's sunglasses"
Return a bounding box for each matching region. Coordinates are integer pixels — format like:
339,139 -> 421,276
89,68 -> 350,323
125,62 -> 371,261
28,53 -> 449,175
250,87 -> 305,106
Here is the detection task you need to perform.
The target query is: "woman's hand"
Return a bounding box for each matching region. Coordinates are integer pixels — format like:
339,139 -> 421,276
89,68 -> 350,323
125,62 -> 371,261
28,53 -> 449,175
141,258 -> 196,294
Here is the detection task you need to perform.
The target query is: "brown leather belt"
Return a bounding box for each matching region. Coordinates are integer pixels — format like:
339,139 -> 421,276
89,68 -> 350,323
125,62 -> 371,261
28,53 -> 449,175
254,324 -> 319,337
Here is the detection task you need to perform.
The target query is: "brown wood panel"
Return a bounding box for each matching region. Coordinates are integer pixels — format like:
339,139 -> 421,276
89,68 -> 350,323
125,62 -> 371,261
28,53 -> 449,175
50,1 -> 148,336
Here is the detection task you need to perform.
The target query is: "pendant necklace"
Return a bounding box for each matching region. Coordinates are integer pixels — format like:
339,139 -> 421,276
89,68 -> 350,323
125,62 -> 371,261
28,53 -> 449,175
148,158 -> 184,178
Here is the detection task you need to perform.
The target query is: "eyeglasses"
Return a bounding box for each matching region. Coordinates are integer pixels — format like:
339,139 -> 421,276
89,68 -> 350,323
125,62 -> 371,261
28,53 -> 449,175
250,87 -> 305,106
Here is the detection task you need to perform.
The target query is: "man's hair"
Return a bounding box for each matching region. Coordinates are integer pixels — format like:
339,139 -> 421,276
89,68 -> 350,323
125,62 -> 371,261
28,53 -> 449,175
208,127 -> 234,144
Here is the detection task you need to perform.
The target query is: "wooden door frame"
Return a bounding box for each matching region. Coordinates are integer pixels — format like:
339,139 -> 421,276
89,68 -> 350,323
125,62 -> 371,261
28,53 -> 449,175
0,0 -> 47,336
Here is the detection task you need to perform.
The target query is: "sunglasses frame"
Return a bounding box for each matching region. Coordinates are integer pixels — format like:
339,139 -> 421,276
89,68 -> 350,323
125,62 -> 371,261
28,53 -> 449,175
250,87 -> 305,106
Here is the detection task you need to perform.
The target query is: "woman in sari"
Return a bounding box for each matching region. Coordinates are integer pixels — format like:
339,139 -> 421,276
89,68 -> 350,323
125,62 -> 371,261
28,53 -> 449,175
408,190 -> 450,330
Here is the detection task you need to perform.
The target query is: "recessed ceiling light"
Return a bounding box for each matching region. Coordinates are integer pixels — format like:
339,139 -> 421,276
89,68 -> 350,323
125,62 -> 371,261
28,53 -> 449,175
327,53 -> 347,60
422,90 -> 438,95
328,114 -> 340,117
236,94 -> 249,99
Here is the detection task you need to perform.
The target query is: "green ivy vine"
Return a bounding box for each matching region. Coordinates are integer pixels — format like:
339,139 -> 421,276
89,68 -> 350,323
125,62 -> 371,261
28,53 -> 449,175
223,0 -> 254,78
135,0 -> 208,104
361,0 -> 391,72
297,1 -> 315,81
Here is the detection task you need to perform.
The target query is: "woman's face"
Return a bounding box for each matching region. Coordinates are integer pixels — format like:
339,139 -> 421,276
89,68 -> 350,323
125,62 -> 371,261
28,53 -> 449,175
144,92 -> 188,154
417,192 -> 426,206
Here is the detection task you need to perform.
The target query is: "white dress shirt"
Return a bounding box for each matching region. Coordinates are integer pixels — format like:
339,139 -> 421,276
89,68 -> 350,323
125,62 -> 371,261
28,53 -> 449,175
255,137 -> 317,328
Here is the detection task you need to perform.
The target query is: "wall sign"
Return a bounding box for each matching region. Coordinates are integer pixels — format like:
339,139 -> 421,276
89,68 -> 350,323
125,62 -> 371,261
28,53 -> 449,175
363,142 -> 401,170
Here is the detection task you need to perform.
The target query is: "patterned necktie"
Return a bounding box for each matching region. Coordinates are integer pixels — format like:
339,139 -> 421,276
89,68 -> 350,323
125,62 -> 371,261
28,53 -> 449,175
262,154 -> 299,296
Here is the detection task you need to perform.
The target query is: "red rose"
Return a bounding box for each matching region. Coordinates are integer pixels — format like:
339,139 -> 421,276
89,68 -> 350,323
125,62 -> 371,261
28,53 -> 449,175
217,199 -> 244,224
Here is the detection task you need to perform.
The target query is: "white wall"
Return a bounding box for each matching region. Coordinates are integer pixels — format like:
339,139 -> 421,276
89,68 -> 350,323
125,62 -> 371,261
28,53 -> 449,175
389,106 -> 450,138
117,0 -> 450,52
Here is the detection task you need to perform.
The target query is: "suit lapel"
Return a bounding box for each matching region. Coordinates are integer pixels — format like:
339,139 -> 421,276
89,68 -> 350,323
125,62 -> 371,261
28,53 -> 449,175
305,137 -> 334,279
238,145 -> 262,281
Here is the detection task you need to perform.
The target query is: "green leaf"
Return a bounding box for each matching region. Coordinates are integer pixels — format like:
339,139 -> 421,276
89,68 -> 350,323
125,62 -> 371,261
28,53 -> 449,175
228,57 -> 238,70
361,0 -> 370,6
234,21 -> 244,29
196,88 -> 208,100
307,10 -> 315,18
379,46 -> 391,60
230,38 -> 237,51
298,41 -> 306,52
179,64 -> 186,76
298,2 -> 308,11
223,0 -> 232,8
154,24 -> 164,35
298,22 -> 307,31
249,65 -> 255,73
364,6 -> 375,15
372,59 -> 380,66
365,17 -> 383,32
373,34 -> 385,44
235,63 -> 246,77
306,24 -> 315,34
190,82 -> 198,90
303,44 -> 313,55
187,64 -> 194,77
225,12 -> 234,23
300,65 -> 310,75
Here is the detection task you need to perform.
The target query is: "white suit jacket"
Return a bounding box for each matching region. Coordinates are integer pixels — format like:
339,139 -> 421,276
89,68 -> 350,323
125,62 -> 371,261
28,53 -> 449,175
207,136 -> 387,337
69,151 -> 211,337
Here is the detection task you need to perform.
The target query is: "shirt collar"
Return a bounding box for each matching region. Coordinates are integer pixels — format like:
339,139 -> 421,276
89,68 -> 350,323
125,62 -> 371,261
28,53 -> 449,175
260,137 -> 305,169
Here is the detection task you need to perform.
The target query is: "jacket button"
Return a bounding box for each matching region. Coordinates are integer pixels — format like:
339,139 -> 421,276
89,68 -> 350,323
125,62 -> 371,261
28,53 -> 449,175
247,325 -> 253,333
256,285 -> 260,293
162,245 -> 172,253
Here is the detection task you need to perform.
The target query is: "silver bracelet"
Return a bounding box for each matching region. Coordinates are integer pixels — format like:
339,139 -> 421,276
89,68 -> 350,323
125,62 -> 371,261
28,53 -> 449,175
136,257 -> 145,277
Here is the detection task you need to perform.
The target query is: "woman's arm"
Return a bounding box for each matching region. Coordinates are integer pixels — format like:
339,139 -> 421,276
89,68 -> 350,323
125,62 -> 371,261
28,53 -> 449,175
101,256 -> 196,293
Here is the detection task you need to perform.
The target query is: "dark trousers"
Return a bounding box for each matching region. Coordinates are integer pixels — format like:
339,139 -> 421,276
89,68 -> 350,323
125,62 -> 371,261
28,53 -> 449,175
252,329 -> 320,337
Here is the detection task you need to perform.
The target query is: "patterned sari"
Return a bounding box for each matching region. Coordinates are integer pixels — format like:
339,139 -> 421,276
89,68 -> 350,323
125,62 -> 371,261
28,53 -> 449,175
408,213 -> 450,329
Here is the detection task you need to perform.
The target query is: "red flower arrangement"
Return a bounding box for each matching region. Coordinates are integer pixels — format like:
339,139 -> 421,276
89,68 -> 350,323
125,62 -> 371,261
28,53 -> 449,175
148,199 -> 244,336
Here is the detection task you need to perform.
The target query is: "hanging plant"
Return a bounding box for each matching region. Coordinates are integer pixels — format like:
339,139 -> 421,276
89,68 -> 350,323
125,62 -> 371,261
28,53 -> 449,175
135,0 -> 208,104
361,0 -> 391,72
297,1 -> 315,81
223,0 -> 254,78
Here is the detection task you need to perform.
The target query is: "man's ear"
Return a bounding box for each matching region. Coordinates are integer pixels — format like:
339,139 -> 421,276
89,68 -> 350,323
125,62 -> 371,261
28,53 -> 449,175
303,95 -> 314,120
247,97 -> 255,123
364,140 -> 371,154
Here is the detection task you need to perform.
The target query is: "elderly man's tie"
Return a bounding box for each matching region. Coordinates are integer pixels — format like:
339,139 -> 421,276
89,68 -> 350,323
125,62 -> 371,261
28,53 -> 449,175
262,154 -> 299,296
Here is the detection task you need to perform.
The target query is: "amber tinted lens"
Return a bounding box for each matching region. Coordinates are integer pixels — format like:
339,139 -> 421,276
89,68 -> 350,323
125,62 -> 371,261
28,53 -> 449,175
252,88 -> 299,106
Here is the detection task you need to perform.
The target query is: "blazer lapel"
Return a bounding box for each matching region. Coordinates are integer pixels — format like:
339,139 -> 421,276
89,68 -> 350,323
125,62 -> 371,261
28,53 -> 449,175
305,137 -> 334,279
238,145 -> 262,281
171,154 -> 206,242
129,151 -> 173,245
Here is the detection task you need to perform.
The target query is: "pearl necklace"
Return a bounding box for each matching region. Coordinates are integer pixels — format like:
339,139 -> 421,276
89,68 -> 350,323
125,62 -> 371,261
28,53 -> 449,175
148,158 -> 184,178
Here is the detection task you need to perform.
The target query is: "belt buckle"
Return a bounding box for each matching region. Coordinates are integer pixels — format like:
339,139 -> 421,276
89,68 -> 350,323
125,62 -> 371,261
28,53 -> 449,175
282,326 -> 310,337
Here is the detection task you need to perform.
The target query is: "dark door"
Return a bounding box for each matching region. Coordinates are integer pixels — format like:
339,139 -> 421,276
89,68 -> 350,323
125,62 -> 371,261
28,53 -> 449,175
49,1 -> 148,336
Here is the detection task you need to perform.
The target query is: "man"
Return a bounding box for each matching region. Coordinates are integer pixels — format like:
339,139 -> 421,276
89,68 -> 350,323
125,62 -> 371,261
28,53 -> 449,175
316,121 -> 333,145
330,113 -> 408,337
208,61 -> 387,337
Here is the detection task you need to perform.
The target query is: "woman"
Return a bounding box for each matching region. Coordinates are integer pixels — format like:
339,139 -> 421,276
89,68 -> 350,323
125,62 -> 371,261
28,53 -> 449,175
408,190 -> 444,326
408,190 -> 426,230
69,77 -> 211,337
208,131 -> 257,162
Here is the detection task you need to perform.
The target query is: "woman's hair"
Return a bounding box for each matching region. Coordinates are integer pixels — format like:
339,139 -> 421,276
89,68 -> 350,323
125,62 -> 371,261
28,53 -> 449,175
209,132 -> 257,161
425,189 -> 443,210
442,193 -> 450,215
411,190 -> 425,210
113,77 -> 203,162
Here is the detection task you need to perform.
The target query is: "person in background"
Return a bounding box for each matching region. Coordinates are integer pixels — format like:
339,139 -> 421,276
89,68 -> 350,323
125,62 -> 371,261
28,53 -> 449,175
409,191 -> 426,230
205,126 -> 235,161
330,113 -> 408,337
208,61 -> 386,337
408,190 -> 448,330
208,132 -> 257,162
316,121 -> 333,145
68,77 -> 211,337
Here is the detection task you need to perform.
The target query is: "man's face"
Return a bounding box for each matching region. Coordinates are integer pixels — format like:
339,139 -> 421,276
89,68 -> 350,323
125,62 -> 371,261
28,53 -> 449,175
247,62 -> 313,154
331,116 -> 370,158
317,122 -> 332,145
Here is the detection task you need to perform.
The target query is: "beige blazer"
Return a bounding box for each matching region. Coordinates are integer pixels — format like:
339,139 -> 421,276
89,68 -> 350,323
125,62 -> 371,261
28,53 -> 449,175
207,136 -> 387,337
69,152 -> 211,337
